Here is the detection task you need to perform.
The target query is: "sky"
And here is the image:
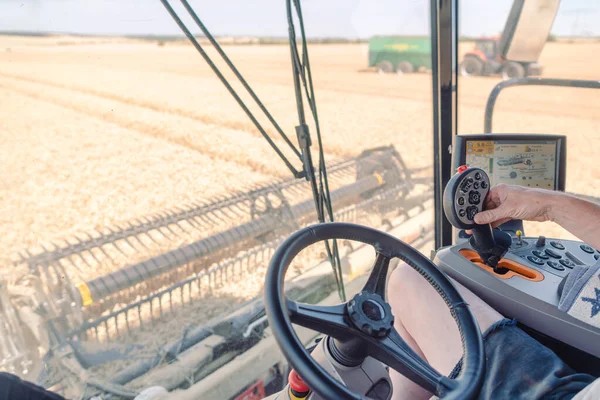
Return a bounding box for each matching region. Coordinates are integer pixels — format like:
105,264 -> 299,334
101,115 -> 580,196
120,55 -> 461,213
0,0 -> 598,38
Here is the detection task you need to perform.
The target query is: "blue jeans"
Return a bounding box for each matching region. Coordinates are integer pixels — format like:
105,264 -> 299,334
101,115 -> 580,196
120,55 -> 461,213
449,319 -> 596,399
0,372 -> 64,400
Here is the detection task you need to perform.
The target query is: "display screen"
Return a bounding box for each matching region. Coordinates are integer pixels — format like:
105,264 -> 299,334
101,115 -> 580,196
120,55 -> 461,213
465,140 -> 557,189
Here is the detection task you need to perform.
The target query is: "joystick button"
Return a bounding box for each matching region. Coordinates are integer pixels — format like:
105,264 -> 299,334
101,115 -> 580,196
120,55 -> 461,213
474,172 -> 482,180
466,206 -> 478,221
595,254 -> 600,261
550,241 -> 565,250
480,181 -> 488,189
457,197 -> 465,206
458,209 -> 466,218
468,191 -> 481,205
580,244 -> 594,254
460,178 -> 474,193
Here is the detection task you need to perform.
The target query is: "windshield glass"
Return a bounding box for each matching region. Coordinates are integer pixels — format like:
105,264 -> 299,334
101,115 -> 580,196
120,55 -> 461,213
458,2 -> 600,241
1,1 -> 434,399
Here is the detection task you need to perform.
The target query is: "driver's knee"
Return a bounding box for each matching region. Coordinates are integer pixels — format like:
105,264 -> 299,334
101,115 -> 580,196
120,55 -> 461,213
387,262 -> 463,375
387,261 -> 504,375
387,262 -> 425,315
388,262 -> 503,333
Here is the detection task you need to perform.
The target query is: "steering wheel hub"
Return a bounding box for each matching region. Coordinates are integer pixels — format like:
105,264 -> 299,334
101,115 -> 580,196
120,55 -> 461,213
347,292 -> 394,338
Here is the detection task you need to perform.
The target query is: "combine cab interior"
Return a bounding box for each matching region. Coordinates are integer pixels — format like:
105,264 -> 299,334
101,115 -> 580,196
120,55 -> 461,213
1,0 -> 599,399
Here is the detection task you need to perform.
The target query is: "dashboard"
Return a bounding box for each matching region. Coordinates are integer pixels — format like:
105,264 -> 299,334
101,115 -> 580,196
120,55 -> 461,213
454,134 -> 566,191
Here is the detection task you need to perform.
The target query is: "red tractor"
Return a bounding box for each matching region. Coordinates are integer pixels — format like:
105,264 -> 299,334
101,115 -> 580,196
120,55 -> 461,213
459,36 -> 542,80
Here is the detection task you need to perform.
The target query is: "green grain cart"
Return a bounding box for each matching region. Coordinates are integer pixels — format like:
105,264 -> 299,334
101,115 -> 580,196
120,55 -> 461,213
368,36 -> 431,74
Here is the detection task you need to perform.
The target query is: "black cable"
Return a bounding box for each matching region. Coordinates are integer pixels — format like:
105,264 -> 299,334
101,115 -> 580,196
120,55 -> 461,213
178,0 -> 302,161
294,0 -> 340,254
159,0 -> 302,178
286,0 -> 346,301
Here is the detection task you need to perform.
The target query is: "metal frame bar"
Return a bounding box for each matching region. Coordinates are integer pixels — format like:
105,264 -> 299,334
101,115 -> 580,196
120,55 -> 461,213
484,78 -> 600,133
431,0 -> 459,248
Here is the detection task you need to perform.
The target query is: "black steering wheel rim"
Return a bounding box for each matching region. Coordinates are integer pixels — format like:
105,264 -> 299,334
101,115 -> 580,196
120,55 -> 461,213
264,222 -> 485,400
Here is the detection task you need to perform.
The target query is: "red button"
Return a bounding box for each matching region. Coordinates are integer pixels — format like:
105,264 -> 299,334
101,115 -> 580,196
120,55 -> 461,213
288,369 -> 310,394
456,165 -> 468,174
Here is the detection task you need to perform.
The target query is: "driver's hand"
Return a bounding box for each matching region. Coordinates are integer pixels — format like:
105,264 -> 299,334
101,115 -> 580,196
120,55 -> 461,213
473,184 -> 555,227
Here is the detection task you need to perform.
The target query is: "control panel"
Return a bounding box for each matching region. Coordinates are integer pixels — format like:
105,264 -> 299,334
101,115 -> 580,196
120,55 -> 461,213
435,237 -> 600,359
438,164 -> 599,359
509,235 -> 598,278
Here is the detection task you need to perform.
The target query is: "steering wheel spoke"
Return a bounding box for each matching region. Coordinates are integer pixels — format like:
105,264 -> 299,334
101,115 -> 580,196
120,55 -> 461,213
361,251 -> 391,298
370,328 -> 454,394
287,300 -> 355,341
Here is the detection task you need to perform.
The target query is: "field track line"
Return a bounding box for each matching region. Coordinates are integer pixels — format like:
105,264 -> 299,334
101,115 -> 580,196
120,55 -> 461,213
0,81 -> 294,178
141,66 -> 599,119
0,71 -> 596,128
0,71 -> 313,151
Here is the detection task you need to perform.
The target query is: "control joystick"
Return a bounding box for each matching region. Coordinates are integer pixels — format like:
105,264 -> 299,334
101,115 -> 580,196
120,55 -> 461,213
443,167 -> 512,273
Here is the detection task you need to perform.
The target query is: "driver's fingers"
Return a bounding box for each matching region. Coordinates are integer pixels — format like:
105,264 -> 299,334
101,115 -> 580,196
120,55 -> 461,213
465,216 -> 509,235
474,206 -> 510,225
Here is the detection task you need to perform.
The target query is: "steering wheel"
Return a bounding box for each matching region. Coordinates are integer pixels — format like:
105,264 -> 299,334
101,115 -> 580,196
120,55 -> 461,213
264,222 -> 484,399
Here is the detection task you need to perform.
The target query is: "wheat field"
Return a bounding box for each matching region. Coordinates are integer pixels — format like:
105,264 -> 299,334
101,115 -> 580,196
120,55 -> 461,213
1,36 -> 599,264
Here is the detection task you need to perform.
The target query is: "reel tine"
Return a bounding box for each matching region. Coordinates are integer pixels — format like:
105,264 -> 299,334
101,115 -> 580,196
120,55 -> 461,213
127,223 -> 150,249
64,255 -> 84,274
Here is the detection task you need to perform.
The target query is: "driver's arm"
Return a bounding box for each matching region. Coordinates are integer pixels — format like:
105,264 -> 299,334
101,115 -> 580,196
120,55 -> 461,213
474,184 -> 600,250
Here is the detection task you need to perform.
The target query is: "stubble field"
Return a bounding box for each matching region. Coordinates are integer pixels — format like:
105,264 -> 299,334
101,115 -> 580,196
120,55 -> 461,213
1,36 -> 599,267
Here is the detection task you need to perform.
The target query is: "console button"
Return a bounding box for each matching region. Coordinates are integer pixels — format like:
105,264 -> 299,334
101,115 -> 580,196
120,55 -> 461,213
547,261 -> 564,271
550,241 -> 565,250
466,206 -> 478,221
544,248 -> 562,259
457,197 -> 465,206
559,259 -> 575,269
527,255 -> 545,265
580,244 -> 594,254
468,191 -> 481,205
532,250 -> 549,259
480,181 -> 488,189
536,236 -> 546,247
